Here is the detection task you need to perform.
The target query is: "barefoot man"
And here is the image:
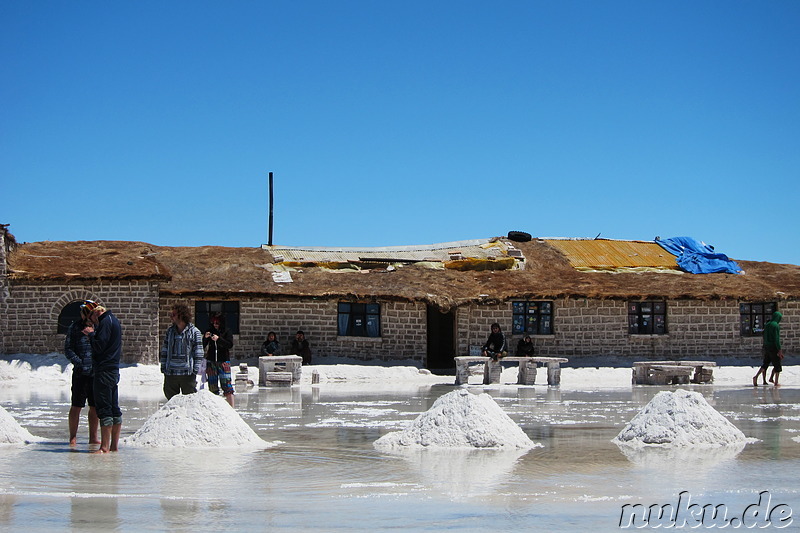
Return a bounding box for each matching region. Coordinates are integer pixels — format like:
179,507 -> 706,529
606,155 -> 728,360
81,300 -> 123,453
753,311 -> 784,387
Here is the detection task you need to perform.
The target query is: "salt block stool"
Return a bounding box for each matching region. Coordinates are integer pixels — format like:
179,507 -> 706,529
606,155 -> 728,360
454,356 -> 490,385
264,371 -> 293,387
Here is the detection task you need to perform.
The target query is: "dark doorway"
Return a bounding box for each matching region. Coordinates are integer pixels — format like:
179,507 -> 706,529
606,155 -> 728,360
426,306 -> 456,375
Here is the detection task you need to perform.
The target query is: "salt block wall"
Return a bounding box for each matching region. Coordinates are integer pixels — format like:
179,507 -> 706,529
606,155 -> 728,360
159,296 -> 427,364
0,230 -> 9,355
2,276 -> 796,365
3,281 -> 161,364
457,299 -> 797,360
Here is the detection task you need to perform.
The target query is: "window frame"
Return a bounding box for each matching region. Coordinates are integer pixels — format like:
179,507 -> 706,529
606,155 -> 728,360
739,302 -> 777,337
337,302 -> 381,337
194,300 -> 240,334
511,300 -> 554,335
628,301 -> 668,335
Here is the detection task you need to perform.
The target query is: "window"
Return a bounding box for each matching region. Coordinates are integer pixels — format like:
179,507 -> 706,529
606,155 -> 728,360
57,301 -> 84,334
195,301 -> 240,334
740,302 -> 776,337
338,302 -> 380,337
628,301 -> 667,334
512,301 -> 554,335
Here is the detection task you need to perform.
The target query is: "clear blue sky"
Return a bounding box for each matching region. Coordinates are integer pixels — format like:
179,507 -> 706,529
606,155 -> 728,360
2,1 -> 799,265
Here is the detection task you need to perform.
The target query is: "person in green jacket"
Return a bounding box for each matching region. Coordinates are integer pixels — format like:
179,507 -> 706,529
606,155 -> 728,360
753,311 -> 784,387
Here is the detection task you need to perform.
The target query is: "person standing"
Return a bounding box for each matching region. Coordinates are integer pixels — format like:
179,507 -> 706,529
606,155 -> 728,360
81,300 -> 123,454
203,312 -> 235,407
64,305 -> 99,446
482,323 -> 507,361
753,311 -> 784,387
160,303 -> 204,400
291,330 -> 312,365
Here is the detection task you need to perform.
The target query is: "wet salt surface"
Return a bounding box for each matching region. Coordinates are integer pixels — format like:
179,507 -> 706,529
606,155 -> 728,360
1,368 -> 799,531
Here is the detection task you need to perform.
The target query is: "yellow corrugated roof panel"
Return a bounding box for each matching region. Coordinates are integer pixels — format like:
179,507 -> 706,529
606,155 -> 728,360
545,239 -> 678,270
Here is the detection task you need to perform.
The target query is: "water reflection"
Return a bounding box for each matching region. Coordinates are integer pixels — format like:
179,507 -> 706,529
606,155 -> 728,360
615,442 -> 746,471
69,454 -> 121,531
0,494 -> 16,525
380,448 -> 530,498
0,384 -> 798,531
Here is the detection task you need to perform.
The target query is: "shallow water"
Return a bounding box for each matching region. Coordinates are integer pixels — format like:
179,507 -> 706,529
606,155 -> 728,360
1,382 -> 799,532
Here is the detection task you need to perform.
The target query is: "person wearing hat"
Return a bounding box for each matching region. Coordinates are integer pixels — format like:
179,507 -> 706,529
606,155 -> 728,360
64,305 -> 99,446
81,300 -> 123,454
160,303 -> 204,400
202,312 -> 235,407
290,330 -> 312,365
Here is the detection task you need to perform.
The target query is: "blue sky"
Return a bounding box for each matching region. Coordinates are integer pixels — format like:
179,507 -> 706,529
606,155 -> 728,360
2,1 -> 799,265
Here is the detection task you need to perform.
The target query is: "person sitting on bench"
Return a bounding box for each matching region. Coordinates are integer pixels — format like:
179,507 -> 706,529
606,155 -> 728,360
516,335 -> 535,357
482,323 -> 507,362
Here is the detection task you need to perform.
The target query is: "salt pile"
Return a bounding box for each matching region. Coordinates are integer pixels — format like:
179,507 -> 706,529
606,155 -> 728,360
123,390 -> 274,449
613,389 -> 747,447
373,389 -> 540,450
0,404 -> 43,444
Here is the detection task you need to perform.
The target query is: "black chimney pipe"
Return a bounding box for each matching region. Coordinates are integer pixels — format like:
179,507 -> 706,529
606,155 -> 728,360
268,171 -> 274,246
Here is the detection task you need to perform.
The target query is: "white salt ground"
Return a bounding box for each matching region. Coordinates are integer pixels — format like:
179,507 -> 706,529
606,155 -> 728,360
0,404 -> 43,445
373,389 -> 542,450
0,353 -> 796,452
2,352 -> 798,394
123,390 -> 276,449
299,363 -> 442,384
613,389 -> 750,447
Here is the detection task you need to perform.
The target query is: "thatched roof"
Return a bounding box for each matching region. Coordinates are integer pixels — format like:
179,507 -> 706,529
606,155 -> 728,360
1,224 -> 16,254
7,241 -> 171,282
7,237 -> 800,311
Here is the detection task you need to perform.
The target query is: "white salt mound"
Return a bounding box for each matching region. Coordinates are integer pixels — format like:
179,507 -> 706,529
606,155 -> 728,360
123,390 -> 272,448
613,389 -> 747,447
374,389 -> 540,450
0,404 -> 43,444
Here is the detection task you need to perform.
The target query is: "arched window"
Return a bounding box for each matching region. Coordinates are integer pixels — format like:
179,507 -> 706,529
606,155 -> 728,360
57,301 -> 84,334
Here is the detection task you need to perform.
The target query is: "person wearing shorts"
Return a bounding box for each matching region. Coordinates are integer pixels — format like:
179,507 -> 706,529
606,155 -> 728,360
203,312 -> 235,407
753,311 -> 784,387
64,306 -> 99,446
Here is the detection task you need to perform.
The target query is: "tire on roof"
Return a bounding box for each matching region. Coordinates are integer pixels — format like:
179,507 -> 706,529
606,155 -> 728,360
507,231 -> 532,242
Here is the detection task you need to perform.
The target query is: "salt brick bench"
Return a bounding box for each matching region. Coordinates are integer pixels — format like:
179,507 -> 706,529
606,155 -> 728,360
454,356 -> 569,386
632,360 -> 717,385
259,355 -> 303,386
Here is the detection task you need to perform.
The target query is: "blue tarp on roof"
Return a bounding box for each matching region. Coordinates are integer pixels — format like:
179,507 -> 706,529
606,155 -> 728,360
657,237 -> 742,274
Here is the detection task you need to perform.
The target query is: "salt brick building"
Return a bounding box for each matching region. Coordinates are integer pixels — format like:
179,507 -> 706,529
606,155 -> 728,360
1,224 -> 797,370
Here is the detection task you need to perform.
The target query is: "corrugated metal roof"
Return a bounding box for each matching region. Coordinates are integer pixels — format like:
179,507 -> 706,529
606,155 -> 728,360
545,239 -> 678,270
264,239 -> 514,263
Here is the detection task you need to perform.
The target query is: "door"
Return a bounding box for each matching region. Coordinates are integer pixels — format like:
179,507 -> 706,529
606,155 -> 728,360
426,306 -> 456,374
